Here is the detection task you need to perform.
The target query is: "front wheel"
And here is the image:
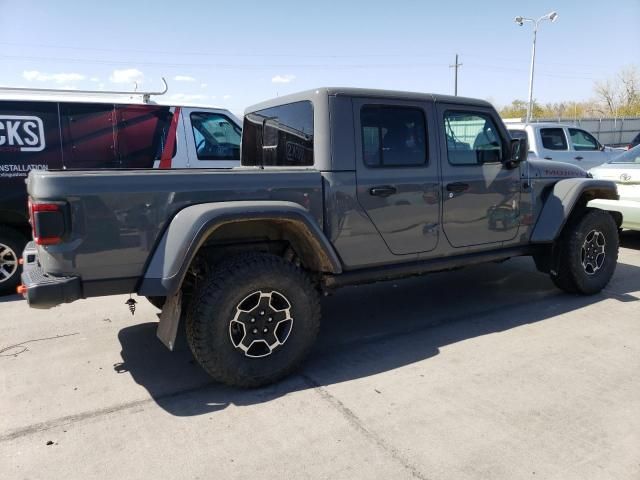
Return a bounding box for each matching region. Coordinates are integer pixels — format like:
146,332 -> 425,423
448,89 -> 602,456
186,253 -> 321,388
550,209 -> 618,295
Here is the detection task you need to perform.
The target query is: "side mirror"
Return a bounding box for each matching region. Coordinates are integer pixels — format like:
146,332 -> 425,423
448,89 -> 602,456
508,138 -> 528,165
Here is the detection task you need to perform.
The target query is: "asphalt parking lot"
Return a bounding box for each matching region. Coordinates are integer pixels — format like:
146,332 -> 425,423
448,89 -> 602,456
1,234 -> 639,480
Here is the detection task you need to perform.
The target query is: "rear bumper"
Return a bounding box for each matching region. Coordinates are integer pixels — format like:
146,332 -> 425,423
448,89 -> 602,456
20,242 -> 82,309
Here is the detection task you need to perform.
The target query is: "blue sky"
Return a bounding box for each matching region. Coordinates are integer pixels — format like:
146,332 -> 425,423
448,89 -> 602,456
0,0 -> 638,115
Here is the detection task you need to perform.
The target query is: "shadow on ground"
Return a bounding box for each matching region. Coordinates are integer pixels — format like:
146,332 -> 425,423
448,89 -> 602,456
115,256 -> 640,416
0,294 -> 22,304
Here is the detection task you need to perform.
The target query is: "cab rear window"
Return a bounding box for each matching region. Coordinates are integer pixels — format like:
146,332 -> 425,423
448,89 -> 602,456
242,101 -> 313,167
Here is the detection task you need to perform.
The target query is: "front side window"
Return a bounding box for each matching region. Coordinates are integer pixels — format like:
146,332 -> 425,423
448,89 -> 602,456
241,101 -> 313,167
540,128 -> 568,151
361,105 -> 427,167
444,111 -> 502,165
190,112 -> 241,161
569,128 -> 599,151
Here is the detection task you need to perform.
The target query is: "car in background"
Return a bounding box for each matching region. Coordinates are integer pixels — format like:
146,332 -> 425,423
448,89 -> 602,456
589,145 -> 640,231
506,122 -> 618,170
626,132 -> 640,150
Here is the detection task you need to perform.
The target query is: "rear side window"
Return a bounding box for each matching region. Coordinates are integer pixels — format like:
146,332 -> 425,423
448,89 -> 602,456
444,111 -> 503,165
190,112 -> 241,161
540,128 -> 568,151
569,128 -> 599,151
242,101 -> 313,166
360,105 -> 427,167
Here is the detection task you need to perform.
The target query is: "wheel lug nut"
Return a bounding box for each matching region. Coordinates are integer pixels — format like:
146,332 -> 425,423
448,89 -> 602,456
260,310 -> 265,315
250,318 -> 256,323
252,328 -> 258,334
263,328 -> 268,333
268,317 -> 273,322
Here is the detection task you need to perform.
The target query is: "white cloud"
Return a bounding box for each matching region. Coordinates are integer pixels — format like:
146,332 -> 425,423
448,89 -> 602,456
200,83 -> 208,88
271,74 -> 296,84
23,70 -> 86,83
174,75 -> 196,82
109,68 -> 144,85
90,77 -> 100,82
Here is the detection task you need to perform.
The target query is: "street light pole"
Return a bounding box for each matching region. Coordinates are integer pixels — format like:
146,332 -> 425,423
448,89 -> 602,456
526,24 -> 538,123
514,11 -> 558,123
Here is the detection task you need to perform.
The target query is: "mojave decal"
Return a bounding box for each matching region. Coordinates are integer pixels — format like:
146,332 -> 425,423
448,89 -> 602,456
0,115 -> 46,152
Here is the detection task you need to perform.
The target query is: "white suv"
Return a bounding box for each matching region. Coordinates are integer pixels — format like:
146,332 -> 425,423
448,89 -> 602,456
506,122 -> 618,171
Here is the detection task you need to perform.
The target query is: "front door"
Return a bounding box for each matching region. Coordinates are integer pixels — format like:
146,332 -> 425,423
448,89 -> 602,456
438,105 -> 521,248
354,99 -> 440,255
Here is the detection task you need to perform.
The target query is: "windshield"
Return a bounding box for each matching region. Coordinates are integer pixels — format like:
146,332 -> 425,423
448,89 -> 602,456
610,145 -> 640,164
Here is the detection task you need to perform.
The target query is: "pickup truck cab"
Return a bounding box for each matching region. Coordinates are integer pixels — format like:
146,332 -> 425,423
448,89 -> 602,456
20,88 -> 621,387
0,93 -> 241,293
506,122 -> 618,170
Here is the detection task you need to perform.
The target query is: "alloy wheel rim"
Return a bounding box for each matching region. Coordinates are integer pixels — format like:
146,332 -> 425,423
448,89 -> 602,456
0,243 -> 18,284
229,290 -> 294,358
581,229 -> 606,275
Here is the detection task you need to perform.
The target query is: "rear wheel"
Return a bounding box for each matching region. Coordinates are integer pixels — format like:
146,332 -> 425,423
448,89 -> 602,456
186,253 -> 321,388
0,227 -> 26,295
550,209 -> 618,295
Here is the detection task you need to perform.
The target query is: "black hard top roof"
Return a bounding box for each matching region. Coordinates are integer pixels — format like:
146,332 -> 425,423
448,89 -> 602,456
245,87 -> 493,113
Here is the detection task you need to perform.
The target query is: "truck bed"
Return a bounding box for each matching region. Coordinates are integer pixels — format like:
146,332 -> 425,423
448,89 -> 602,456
27,168 -> 324,286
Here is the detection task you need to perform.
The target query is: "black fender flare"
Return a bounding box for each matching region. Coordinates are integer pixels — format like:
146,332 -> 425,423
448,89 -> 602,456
530,178 -> 618,243
137,201 -> 342,297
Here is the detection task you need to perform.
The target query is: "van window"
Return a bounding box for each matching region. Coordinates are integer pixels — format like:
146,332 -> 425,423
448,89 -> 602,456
190,112 -> 241,161
444,111 -> 502,165
540,128 -> 568,151
60,103 -> 118,169
361,105 -> 427,167
242,101 -> 313,167
116,105 -> 174,168
509,129 -> 527,140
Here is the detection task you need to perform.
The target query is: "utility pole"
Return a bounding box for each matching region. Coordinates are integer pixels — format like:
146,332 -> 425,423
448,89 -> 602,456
449,54 -> 462,96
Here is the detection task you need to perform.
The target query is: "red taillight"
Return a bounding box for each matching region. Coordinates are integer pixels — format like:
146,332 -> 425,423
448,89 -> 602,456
29,200 -> 64,245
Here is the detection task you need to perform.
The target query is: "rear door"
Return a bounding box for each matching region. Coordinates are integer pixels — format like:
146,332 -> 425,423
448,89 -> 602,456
182,108 -> 242,168
438,104 -> 521,248
353,98 -> 440,256
537,126 -> 573,163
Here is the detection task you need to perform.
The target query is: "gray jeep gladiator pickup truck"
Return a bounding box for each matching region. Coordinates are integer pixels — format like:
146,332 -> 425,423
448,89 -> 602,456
20,88 -> 621,387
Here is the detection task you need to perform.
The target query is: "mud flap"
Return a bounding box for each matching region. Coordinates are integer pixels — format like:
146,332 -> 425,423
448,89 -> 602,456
156,290 -> 182,351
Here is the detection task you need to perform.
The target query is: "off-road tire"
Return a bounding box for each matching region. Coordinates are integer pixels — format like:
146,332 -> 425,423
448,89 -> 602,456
185,253 -> 321,388
550,209 -> 618,295
0,227 -> 26,295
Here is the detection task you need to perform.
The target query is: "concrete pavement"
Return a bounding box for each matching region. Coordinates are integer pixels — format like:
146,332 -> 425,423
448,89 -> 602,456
1,234 -> 639,479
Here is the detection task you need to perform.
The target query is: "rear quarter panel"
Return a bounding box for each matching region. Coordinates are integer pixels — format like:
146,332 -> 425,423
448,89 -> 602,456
28,169 -> 323,283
